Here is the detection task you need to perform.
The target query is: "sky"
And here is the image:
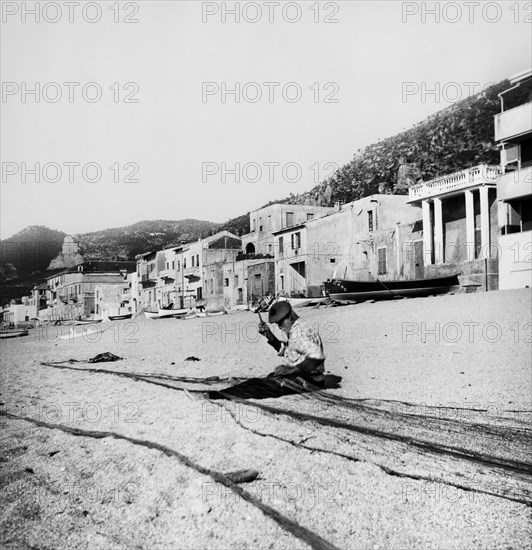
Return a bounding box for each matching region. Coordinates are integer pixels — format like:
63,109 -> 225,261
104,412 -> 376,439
1,0 -> 531,239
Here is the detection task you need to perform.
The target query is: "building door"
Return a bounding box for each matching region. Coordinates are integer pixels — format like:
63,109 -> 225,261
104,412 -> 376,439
253,274 -> 263,298
414,240 -> 424,278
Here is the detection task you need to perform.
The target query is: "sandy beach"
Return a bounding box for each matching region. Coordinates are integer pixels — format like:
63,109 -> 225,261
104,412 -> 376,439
1,288 -> 531,550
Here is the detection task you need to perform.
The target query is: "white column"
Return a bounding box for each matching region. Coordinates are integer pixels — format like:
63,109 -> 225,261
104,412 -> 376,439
465,190 -> 475,261
433,198 -> 444,264
479,186 -> 491,259
422,200 -> 433,265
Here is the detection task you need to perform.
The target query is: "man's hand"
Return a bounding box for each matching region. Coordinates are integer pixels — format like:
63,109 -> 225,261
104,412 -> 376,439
257,314 -> 282,352
257,313 -> 274,340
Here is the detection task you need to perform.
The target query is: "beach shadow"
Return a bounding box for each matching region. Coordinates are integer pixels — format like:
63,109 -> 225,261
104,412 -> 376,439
208,374 -> 342,401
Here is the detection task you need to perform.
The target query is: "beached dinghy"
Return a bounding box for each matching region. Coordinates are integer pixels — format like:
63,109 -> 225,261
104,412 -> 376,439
74,318 -> 103,326
158,307 -> 189,318
0,329 -> 29,339
108,313 -> 133,321
325,274 -> 460,302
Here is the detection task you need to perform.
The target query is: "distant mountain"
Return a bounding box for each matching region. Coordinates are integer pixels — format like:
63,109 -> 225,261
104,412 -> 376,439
76,219 -> 220,260
0,216 -> 251,305
0,226 -> 67,306
0,225 -> 67,279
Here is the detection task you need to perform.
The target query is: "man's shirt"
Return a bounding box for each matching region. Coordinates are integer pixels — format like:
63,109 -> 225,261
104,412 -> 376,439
278,317 -> 325,369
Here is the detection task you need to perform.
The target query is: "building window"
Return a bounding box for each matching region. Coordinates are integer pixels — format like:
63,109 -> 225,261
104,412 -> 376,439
286,212 -> 294,227
252,219 -> 256,232
291,232 -> 301,250
259,217 -> 263,232
192,256 -> 195,267
280,275 -> 284,290
307,213 -> 314,221
368,211 -> 374,232
172,261 -> 175,269
177,261 -> 180,271
279,237 -> 284,257
234,275 -> 239,285
377,247 -> 387,275
267,215 -> 272,230
150,264 -> 155,272
268,244 -> 272,255
196,254 -> 199,266
166,262 -> 169,270
224,278 -> 229,287
184,258 -> 187,269
504,197 -> 532,234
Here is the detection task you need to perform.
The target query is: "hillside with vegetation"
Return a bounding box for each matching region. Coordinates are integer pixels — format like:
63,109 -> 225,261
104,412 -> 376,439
276,79 -> 531,207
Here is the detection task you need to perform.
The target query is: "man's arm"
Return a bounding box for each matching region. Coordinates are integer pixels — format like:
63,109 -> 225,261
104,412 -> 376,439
257,314 -> 283,352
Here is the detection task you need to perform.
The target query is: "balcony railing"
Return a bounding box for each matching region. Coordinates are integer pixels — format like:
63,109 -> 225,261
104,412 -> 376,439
408,164 -> 500,202
494,102 -> 532,142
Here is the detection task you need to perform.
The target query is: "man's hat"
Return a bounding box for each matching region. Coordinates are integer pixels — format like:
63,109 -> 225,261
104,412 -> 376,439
268,300 -> 291,323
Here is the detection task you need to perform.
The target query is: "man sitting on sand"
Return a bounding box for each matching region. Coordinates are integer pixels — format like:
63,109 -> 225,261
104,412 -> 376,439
258,301 -> 325,379
208,301 -> 326,400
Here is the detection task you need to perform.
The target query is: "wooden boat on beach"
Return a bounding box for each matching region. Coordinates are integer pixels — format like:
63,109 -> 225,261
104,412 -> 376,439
325,274 -> 460,302
158,307 -> 189,318
74,318 -> 103,326
0,329 -> 29,339
108,313 -> 133,321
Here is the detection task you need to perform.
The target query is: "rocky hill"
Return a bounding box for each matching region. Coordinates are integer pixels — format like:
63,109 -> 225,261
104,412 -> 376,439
0,216 -> 251,304
276,78 -> 531,207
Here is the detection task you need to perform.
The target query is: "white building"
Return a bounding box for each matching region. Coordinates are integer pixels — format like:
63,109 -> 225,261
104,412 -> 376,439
495,68 -> 532,289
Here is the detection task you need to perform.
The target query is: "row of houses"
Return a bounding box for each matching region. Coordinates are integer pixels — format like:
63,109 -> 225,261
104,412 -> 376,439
2,69 -> 530,325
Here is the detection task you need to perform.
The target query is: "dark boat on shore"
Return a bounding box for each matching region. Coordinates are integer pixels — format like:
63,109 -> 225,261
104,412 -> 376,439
108,313 -> 133,321
0,329 -> 29,339
325,274 -> 460,302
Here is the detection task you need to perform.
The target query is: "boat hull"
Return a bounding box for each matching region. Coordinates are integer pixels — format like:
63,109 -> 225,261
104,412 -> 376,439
158,308 -> 189,318
144,311 -> 160,319
0,330 -> 29,339
108,313 -> 133,321
325,275 -> 460,302
74,319 -> 103,325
